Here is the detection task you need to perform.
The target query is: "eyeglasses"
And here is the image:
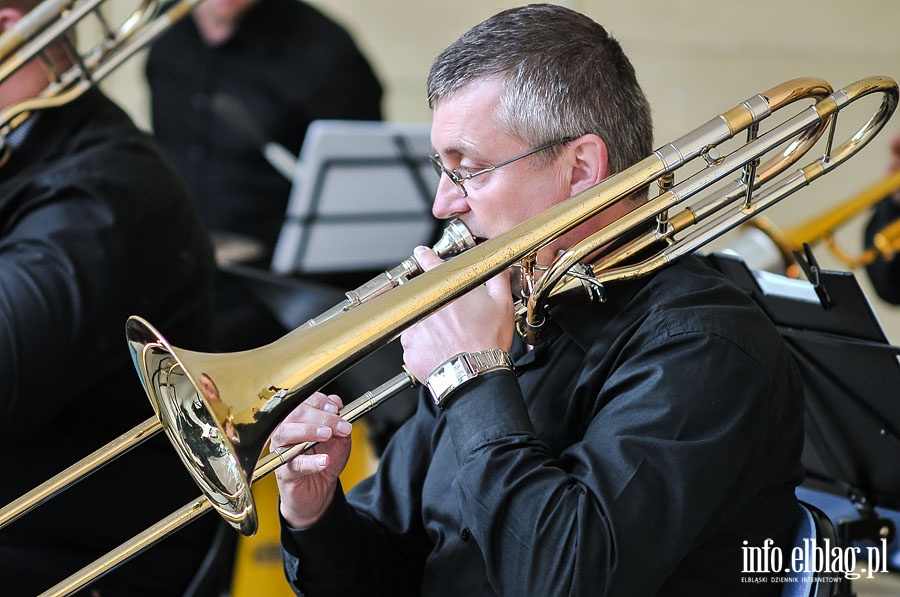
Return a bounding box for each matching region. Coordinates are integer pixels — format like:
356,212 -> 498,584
429,137 -> 575,198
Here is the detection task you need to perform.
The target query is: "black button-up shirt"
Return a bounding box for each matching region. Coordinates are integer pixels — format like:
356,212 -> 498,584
145,0 -> 384,263
0,90 -> 219,595
282,254 -> 805,596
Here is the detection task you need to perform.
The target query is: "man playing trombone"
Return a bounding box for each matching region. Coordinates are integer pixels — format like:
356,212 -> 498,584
270,4 -> 806,595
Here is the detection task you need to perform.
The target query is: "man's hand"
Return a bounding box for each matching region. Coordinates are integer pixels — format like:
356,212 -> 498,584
271,392 -> 353,529
400,246 -> 514,383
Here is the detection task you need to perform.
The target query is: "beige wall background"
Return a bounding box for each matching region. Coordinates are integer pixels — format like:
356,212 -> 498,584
100,0 -> 900,341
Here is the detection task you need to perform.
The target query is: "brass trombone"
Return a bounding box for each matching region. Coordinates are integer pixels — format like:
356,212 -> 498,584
733,169 -> 900,275
0,220 -> 474,529
0,0 -> 202,158
12,75 -> 899,596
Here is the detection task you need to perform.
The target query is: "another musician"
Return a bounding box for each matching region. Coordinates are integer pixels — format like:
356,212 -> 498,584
270,5 -> 805,595
864,133 -> 900,303
145,0 -> 384,352
0,1 -> 220,593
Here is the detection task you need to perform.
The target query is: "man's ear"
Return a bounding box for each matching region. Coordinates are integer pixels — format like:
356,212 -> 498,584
0,8 -> 22,34
567,134 -> 609,195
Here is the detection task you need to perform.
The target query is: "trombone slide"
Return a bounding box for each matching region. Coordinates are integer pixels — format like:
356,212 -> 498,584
37,371 -> 415,597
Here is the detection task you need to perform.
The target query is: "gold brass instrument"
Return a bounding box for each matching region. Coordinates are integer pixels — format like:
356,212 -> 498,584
14,75 -> 899,596
869,210 -> 900,262
0,0 -> 202,158
0,220 -> 473,530
735,169 -> 900,274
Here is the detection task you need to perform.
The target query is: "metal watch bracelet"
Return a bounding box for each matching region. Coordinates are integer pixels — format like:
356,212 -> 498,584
425,348 -> 514,409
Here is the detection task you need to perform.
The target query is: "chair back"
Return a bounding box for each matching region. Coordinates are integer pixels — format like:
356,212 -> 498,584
782,501 -> 838,597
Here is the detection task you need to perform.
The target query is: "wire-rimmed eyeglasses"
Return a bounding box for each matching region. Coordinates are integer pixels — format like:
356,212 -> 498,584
429,137 -> 575,198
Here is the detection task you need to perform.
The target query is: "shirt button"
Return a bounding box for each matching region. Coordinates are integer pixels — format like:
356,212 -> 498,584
460,527 -> 471,542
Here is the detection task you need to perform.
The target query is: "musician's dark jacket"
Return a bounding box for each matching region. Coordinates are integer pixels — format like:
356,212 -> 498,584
145,0 -> 384,265
0,89 -> 219,596
145,0 -> 384,354
865,196 -> 900,304
281,254 -> 805,596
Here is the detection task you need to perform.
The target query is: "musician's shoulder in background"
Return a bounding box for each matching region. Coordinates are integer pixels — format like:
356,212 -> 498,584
0,0 -> 219,593
144,0 -> 384,352
864,132 -> 900,303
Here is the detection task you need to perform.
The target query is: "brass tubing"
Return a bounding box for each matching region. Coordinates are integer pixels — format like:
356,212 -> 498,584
0,416 -> 162,530
526,76 -> 896,329
606,77 -> 897,285
872,217 -> 900,259
38,371 -> 415,597
524,78 -> 835,331
1,0 -> 198,138
784,169 -> 900,250
0,0 -> 82,73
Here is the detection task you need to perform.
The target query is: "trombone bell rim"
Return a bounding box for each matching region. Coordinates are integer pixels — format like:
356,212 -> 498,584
125,315 -> 257,535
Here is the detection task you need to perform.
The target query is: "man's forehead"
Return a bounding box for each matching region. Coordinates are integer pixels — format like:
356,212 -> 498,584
431,82 -> 509,157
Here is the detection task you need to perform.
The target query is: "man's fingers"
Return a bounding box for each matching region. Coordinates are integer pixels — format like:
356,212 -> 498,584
270,395 -> 352,451
288,453 -> 330,474
413,246 -> 444,272
302,392 -> 343,412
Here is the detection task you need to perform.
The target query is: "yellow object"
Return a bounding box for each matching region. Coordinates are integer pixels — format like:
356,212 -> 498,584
230,421 -> 379,596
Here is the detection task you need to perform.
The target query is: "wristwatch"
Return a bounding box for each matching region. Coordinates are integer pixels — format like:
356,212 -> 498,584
425,348 -> 514,409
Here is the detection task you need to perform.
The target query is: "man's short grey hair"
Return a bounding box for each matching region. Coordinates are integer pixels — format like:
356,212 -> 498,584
427,3 -> 653,176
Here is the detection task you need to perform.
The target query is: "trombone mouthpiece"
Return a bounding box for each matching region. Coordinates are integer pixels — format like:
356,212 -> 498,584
433,218 -> 476,259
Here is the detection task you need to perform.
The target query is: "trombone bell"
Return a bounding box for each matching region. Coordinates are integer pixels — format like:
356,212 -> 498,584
125,220 -> 476,536
126,317 -> 258,534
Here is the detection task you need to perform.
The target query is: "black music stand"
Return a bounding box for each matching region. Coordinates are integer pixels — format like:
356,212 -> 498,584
270,119 -> 441,277
706,250 -> 900,591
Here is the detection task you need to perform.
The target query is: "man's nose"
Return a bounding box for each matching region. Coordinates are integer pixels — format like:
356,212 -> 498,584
432,178 -> 469,219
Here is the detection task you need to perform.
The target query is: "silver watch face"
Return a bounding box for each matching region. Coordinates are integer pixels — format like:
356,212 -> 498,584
426,349 -> 513,407
427,358 -> 468,404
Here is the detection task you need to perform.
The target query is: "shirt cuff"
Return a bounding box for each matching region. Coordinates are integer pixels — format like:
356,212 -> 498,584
441,369 -> 534,461
281,482 -> 352,579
